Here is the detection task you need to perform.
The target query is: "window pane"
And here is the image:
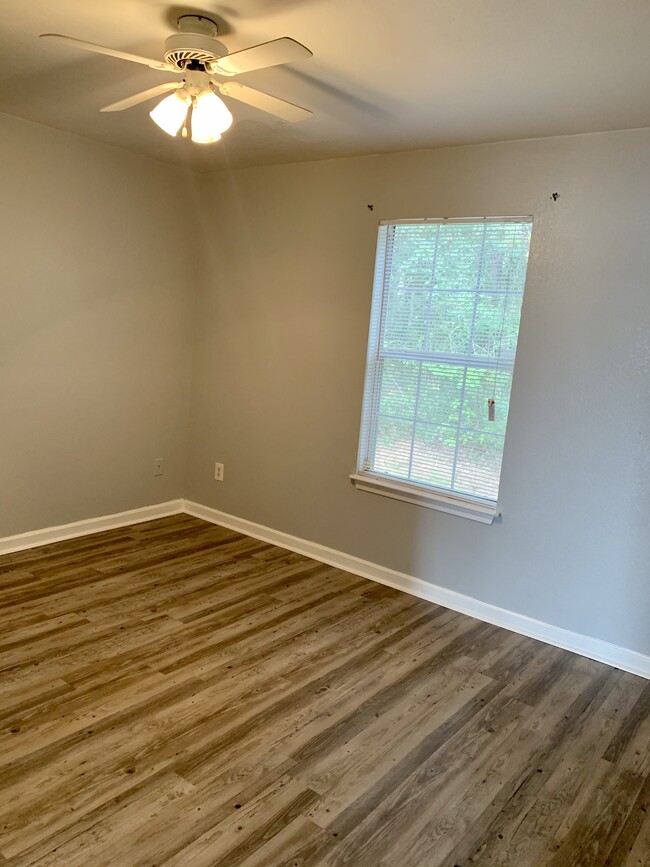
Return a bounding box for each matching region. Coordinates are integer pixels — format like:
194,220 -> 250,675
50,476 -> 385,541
382,287 -> 429,351
432,223 -> 487,291
378,360 -> 418,417
411,423 -> 454,489
417,364 -> 464,426
471,292 -> 523,360
426,293 -> 475,354
480,223 -> 531,292
389,224 -> 439,289
454,430 -> 504,500
460,368 -> 513,437
373,416 -> 413,477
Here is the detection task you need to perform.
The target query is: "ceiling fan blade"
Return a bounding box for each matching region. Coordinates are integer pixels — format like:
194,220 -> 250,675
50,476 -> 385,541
208,37 -> 312,76
100,82 -> 181,112
39,33 -> 175,72
217,81 -> 312,123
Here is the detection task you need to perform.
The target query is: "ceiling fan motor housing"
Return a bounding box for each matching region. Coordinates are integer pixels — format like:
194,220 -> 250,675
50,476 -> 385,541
164,33 -> 221,70
164,17 -> 222,70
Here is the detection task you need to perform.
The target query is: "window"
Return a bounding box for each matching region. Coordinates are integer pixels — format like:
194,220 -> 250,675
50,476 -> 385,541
352,217 -> 532,523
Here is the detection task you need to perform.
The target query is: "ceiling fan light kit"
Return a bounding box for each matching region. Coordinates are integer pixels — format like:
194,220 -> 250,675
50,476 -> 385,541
40,14 -> 312,145
148,69 -> 234,143
189,90 -> 233,144
149,91 -> 190,137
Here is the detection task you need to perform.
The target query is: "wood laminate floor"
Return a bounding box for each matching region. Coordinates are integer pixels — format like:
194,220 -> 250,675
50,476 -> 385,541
0,514 -> 648,866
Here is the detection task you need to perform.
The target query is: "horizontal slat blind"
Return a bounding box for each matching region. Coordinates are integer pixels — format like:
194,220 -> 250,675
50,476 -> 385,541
358,217 -> 532,503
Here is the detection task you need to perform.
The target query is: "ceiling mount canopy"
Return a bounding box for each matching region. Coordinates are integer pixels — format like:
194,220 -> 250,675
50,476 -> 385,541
39,14 -> 313,144
177,15 -> 218,37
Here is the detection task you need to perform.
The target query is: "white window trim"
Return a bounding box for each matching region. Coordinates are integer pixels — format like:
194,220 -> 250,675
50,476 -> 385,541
349,472 -> 498,524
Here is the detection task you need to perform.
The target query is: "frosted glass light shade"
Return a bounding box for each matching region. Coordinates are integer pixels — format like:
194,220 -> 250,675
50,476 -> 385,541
149,92 -> 189,137
191,90 -> 233,143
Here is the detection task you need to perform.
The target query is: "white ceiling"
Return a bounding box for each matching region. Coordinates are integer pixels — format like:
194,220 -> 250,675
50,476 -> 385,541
1,0 -> 650,170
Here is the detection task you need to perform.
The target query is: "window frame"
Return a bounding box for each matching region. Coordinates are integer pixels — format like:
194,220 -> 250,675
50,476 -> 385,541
351,216 -> 532,524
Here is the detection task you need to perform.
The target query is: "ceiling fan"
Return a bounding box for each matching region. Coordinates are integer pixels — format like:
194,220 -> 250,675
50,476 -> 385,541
40,15 -> 313,144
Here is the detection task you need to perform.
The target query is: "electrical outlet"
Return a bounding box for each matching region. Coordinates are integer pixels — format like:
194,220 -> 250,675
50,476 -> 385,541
154,458 -> 164,476
214,462 -> 224,482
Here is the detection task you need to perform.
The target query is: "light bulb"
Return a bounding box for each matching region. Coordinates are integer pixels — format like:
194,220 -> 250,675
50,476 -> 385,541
149,92 -> 190,137
191,90 -> 233,144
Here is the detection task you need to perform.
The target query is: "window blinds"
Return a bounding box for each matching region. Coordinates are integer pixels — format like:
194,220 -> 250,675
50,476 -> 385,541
358,217 -> 532,503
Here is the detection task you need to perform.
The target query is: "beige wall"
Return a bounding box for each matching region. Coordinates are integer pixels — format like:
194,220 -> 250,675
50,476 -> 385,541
0,113 -> 197,535
2,112 -> 647,657
186,130 -> 650,655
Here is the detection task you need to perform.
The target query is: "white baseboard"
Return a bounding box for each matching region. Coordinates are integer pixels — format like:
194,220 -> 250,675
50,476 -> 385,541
0,500 -> 184,555
183,500 -> 650,680
2,497 -> 648,680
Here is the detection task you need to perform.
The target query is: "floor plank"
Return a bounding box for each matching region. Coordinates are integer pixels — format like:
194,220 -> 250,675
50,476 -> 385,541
0,515 -> 648,866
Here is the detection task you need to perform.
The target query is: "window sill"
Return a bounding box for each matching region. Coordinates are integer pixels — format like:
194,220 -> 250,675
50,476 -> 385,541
349,473 -> 499,524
